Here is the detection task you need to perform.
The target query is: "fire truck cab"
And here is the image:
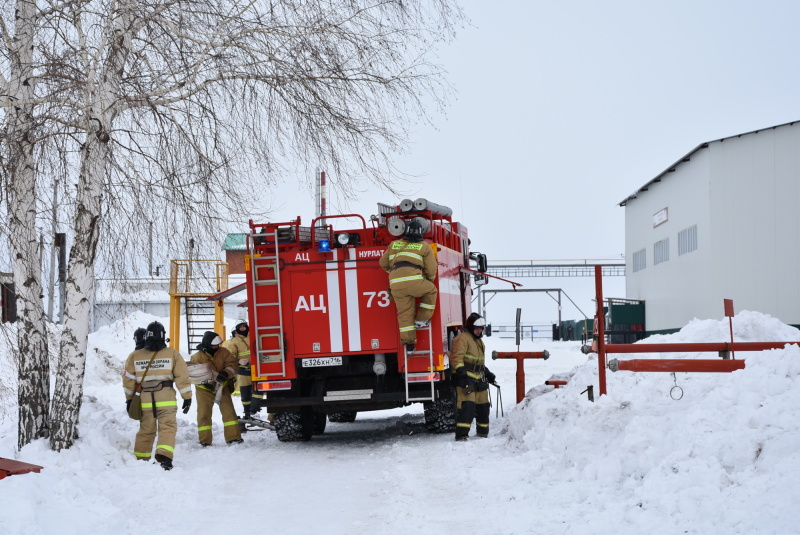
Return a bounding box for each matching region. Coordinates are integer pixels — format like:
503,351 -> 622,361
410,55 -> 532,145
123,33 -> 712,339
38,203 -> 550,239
245,199 -> 487,441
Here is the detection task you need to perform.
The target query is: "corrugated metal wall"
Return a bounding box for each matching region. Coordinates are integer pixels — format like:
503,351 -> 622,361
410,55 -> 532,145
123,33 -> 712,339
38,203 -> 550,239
625,121 -> 800,331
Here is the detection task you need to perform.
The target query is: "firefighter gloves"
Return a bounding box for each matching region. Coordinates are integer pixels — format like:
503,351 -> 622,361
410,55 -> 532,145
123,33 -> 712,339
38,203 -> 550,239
485,369 -> 497,385
455,367 -> 469,388
216,371 -> 229,383
182,399 -> 192,414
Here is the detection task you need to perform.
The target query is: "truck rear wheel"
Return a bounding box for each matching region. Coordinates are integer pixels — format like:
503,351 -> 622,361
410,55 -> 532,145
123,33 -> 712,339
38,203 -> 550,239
274,412 -> 312,442
423,389 -> 456,433
328,411 -> 357,423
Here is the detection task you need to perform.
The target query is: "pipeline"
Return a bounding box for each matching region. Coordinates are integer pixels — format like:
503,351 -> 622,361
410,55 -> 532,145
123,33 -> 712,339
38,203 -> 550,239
608,358 -> 745,373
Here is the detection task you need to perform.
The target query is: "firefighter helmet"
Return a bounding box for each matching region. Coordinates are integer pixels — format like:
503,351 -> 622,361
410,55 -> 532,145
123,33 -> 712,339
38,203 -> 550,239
234,320 -> 249,337
404,220 -> 424,242
198,331 -> 223,353
144,321 -> 167,351
466,312 -> 486,333
133,327 -> 147,350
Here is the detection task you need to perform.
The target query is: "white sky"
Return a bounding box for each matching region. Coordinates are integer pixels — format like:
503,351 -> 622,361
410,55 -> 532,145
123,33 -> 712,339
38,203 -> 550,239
2,310 -> 799,534
263,0 -> 800,323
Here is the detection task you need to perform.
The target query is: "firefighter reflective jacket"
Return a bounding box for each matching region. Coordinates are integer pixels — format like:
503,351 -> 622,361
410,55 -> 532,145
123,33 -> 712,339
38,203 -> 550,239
123,347 -> 192,401
450,331 -> 486,381
379,239 -> 437,283
222,334 -> 250,367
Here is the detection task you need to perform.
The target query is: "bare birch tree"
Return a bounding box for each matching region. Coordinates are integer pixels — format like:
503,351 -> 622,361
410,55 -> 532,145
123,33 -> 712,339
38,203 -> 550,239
3,0 -> 465,450
0,0 -> 52,448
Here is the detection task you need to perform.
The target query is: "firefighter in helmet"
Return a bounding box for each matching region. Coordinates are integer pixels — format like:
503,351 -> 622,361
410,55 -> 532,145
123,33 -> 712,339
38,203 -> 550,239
451,312 -> 497,441
222,320 -> 271,430
190,330 -> 243,446
379,219 -> 438,352
133,327 -> 147,350
122,321 -> 193,470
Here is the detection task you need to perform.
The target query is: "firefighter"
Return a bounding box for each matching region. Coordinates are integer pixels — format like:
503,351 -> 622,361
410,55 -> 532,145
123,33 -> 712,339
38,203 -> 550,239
190,330 -> 243,446
379,219 -> 438,352
451,313 -> 497,441
123,321 -> 193,470
222,321 -> 272,430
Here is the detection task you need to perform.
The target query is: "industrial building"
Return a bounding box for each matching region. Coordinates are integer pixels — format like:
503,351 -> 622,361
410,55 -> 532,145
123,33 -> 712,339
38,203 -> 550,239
621,120 -> 800,333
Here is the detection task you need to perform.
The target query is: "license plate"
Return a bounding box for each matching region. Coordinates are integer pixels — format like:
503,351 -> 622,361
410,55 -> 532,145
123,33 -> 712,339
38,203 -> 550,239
301,356 -> 343,368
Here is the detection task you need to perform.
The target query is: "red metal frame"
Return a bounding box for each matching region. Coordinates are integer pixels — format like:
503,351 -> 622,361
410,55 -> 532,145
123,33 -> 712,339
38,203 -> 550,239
491,350 -> 550,403
593,268 -> 800,395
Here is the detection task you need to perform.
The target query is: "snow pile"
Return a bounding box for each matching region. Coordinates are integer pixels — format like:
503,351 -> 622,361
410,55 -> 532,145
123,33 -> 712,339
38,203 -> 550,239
504,311 -> 800,533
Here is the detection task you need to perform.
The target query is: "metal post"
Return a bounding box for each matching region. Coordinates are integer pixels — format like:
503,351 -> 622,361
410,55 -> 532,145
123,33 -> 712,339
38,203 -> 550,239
595,265 -> 607,396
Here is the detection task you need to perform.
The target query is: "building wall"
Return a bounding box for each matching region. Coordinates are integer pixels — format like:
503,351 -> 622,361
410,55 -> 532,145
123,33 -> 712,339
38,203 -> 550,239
625,148 -> 713,331
225,250 -> 246,274
625,121 -> 800,332
708,125 -> 800,326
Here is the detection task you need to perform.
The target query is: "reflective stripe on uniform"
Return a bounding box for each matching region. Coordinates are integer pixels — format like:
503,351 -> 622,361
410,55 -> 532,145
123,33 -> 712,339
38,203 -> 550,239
390,274 -> 423,284
456,423 -> 472,429
395,251 -> 423,262
157,444 -> 174,453
141,400 -> 178,408
198,425 -> 212,431
223,420 -> 239,427
419,303 -> 435,310
134,451 -> 152,459
399,325 -> 416,333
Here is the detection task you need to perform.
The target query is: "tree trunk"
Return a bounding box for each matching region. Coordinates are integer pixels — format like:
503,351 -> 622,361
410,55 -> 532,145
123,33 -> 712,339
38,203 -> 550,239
49,134 -> 106,451
6,0 -> 51,449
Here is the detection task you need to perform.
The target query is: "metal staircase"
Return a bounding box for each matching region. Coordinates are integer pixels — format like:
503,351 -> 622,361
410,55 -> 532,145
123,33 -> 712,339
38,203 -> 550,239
184,297 -> 217,354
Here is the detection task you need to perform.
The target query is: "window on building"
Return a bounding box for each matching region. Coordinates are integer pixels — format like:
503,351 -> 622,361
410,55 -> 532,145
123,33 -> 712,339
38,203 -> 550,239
654,238 -> 669,265
678,225 -> 697,255
632,248 -> 646,272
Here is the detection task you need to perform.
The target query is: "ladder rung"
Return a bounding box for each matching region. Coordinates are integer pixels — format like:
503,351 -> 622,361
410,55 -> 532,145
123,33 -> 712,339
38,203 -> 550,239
256,302 -> 280,307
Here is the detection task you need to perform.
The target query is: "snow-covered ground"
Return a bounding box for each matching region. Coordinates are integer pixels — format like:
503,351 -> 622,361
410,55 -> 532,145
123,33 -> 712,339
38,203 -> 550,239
1,310 -> 799,534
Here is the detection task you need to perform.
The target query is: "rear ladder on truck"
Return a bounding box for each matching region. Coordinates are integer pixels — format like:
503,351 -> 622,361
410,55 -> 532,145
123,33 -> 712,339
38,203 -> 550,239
404,324 -> 435,402
249,227 -> 286,375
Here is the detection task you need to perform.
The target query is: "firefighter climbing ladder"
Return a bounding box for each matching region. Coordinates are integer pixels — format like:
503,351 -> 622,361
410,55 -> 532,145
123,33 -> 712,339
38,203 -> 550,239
404,324 -> 435,402
249,228 -> 286,374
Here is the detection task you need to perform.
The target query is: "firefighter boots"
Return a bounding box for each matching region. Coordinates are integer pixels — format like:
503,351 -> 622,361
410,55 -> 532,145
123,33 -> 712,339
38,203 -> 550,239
155,454 -> 173,470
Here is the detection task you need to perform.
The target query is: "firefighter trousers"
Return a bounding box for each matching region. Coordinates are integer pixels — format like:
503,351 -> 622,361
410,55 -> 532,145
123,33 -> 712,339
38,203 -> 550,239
390,278 -> 438,344
195,384 -> 242,444
455,386 -> 490,439
133,390 -> 179,461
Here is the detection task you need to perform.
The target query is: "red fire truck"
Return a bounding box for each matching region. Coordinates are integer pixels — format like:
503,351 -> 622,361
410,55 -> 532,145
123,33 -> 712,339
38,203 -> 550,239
244,199 -> 488,441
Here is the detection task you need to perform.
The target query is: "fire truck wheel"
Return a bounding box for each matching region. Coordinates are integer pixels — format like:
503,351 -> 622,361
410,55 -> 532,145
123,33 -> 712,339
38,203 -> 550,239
328,411 -> 358,423
274,412 -> 312,442
423,392 -> 456,433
